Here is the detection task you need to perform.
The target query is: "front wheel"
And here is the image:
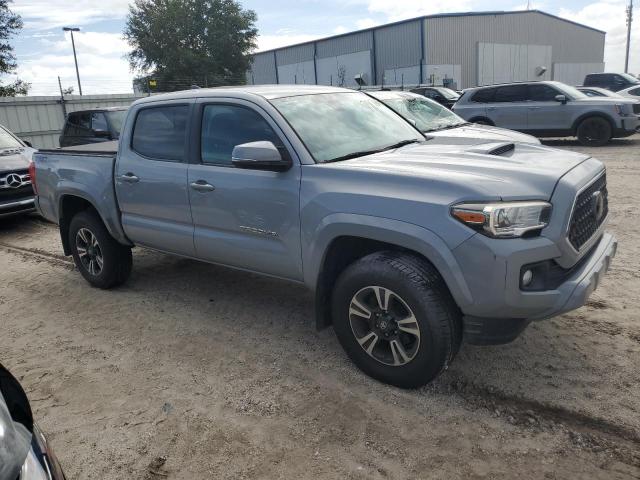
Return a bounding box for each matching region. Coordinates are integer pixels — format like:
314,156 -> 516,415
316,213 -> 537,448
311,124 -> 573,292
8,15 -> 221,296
576,117 -> 612,146
69,210 -> 132,289
331,252 -> 462,388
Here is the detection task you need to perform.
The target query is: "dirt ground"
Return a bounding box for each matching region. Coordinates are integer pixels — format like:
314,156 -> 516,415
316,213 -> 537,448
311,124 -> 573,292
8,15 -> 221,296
1,137 -> 640,479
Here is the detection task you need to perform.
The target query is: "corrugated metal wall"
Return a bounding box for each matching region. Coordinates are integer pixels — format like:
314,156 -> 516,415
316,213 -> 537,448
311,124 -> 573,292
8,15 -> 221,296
374,20 -> 423,85
424,11 -> 605,88
247,11 -> 605,90
0,94 -> 145,149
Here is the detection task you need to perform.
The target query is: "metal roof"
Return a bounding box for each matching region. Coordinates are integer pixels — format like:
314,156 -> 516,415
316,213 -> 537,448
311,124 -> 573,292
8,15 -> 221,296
252,10 -> 606,57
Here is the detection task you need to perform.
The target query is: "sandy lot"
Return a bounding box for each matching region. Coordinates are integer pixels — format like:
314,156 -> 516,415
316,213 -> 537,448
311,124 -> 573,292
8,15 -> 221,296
1,137 -> 640,479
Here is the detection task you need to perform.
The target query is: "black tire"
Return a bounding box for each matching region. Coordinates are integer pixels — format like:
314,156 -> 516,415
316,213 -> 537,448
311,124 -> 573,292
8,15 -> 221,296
576,117 -> 612,146
68,210 -> 132,289
332,251 -> 462,389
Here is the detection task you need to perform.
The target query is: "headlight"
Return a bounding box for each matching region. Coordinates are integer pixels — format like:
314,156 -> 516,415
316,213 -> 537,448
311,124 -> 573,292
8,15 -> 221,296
614,104 -> 631,115
451,201 -> 552,238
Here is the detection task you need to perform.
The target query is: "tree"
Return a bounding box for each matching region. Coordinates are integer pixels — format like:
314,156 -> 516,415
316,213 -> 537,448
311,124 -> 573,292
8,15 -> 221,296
124,0 -> 258,91
0,0 -> 29,96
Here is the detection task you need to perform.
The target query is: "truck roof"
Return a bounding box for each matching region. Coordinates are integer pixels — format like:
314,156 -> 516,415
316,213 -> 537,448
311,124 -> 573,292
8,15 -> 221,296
133,85 -> 353,105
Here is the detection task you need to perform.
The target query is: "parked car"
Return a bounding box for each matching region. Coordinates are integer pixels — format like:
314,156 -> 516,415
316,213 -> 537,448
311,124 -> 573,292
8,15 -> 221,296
33,86 -> 616,388
367,90 -> 540,144
0,124 -> 37,219
617,84 -> 640,100
576,86 -> 625,98
0,363 -> 66,479
59,107 -> 127,147
410,86 -> 460,108
583,72 -> 640,92
453,81 -> 640,146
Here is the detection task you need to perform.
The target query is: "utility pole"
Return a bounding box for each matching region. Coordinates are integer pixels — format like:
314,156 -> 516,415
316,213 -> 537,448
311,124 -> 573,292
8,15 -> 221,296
625,0 -> 634,73
57,76 -> 67,117
63,27 -> 83,95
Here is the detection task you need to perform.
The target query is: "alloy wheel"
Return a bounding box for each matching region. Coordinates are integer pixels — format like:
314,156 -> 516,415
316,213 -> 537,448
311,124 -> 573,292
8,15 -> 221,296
75,228 -> 104,276
348,286 -> 421,366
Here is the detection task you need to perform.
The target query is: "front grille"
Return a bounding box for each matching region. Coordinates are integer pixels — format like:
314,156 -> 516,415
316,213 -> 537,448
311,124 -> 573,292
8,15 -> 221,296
568,174 -> 608,250
0,169 -> 33,202
633,104 -> 640,115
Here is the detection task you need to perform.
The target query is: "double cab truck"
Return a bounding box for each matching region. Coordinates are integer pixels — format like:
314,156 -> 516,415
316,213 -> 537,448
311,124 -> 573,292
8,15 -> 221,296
32,86 -> 617,388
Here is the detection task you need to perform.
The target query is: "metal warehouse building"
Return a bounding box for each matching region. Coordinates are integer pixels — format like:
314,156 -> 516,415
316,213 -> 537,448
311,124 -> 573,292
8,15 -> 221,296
247,10 -> 605,90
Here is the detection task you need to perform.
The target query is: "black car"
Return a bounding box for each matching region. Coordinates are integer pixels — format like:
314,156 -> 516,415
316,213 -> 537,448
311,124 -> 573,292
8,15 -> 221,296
409,86 -> 460,108
0,363 -> 66,479
0,125 -> 37,219
59,107 -> 127,148
583,72 -> 640,92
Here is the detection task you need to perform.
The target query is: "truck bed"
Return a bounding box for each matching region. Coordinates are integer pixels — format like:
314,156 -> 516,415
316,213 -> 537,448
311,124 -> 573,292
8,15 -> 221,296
33,146 -> 130,246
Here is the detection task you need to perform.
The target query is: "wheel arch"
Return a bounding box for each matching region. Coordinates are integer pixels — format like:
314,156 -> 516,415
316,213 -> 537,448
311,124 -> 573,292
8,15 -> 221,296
571,111 -> 616,135
468,116 -> 495,126
58,193 -> 130,255
306,214 -> 473,330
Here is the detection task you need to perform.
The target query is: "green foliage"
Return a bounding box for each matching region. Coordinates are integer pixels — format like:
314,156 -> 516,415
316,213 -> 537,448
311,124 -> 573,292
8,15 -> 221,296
124,0 -> 258,91
0,0 -> 29,96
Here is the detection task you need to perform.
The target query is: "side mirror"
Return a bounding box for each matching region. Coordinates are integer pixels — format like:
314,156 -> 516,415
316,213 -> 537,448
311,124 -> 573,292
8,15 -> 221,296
22,140 -> 33,148
93,129 -> 111,139
555,94 -> 568,104
232,141 -> 292,172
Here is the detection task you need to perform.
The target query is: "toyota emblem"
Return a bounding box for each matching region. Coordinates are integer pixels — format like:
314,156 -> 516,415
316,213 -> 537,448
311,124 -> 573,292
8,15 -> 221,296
592,190 -> 605,222
5,173 -> 22,188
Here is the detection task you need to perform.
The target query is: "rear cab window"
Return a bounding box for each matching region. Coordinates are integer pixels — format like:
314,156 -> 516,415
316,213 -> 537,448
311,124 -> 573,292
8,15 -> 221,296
131,105 -> 189,161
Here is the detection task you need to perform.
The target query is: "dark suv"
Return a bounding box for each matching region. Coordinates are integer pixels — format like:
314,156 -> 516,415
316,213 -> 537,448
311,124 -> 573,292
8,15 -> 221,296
584,72 -> 640,92
59,107 -> 127,147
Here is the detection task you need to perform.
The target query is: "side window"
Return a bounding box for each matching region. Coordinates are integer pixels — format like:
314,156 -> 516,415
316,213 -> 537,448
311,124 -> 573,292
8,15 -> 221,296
528,84 -> 559,101
91,112 -> 108,132
629,87 -> 640,96
131,105 -> 189,161
613,75 -> 627,86
471,88 -> 495,103
200,104 -> 282,166
494,85 -> 528,102
67,112 -> 91,136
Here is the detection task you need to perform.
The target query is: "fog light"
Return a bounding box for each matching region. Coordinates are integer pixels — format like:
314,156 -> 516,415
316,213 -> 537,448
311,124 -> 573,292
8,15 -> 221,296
522,269 -> 533,287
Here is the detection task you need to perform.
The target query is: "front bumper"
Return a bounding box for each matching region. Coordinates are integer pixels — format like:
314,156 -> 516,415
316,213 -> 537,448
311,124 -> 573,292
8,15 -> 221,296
614,115 -> 640,136
0,197 -> 35,218
454,232 -> 617,345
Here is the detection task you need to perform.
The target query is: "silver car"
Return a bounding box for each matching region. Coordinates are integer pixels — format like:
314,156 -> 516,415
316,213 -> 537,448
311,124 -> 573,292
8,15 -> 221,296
367,90 -> 540,145
453,81 -> 640,146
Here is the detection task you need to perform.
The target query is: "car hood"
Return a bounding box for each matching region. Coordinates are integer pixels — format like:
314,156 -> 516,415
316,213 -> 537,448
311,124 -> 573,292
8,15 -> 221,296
0,147 -> 36,174
0,392 -> 31,480
427,124 -> 540,145
326,141 -> 592,200
573,96 -> 639,105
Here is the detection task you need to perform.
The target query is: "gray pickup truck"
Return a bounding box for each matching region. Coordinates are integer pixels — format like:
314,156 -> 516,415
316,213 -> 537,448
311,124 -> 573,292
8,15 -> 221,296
32,86 -> 617,388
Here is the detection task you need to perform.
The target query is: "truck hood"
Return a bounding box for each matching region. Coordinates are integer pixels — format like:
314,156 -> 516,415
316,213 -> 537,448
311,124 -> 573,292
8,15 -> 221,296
427,123 -> 540,145
0,147 -> 35,174
327,141 -> 592,200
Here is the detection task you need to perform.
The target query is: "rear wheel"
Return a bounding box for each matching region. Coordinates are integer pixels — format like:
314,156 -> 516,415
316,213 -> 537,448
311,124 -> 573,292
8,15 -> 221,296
331,252 -> 462,388
69,210 -> 132,289
577,117 -> 612,146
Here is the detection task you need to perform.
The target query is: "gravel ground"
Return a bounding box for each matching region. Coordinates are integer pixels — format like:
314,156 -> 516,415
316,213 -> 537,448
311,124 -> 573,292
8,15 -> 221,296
1,137 -> 639,479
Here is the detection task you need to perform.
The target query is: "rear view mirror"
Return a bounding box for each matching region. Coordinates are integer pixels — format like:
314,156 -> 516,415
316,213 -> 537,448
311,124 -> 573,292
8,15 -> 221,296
555,94 -> 568,104
232,141 -> 292,172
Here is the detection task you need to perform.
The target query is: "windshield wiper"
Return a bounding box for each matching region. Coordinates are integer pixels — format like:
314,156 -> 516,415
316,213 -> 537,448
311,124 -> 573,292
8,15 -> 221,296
324,139 -> 420,163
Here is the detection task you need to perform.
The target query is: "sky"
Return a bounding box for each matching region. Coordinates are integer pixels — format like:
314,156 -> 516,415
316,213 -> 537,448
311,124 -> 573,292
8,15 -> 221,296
7,0 -> 640,96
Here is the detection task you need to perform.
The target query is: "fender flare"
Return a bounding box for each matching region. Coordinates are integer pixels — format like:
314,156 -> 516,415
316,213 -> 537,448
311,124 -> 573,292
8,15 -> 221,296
304,213 -> 474,310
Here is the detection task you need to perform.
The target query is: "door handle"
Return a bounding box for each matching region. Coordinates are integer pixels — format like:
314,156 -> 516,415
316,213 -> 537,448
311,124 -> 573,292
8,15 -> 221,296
528,106 -> 541,110
487,107 -> 497,111
118,172 -> 139,183
190,180 -> 215,192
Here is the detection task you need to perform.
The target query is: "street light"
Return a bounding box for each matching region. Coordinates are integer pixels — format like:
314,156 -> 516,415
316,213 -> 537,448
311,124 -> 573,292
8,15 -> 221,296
62,27 -> 82,95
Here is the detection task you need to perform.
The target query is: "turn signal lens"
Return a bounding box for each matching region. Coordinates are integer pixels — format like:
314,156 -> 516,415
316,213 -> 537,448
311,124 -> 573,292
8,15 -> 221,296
451,210 -> 485,225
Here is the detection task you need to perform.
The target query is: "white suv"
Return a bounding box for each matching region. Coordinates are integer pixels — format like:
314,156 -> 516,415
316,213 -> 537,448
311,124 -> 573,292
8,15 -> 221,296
453,81 -> 639,146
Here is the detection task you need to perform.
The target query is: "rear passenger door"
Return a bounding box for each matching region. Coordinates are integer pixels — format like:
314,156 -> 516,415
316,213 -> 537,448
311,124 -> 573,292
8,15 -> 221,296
187,99 -> 303,281
115,100 -> 196,257
485,85 -> 529,130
